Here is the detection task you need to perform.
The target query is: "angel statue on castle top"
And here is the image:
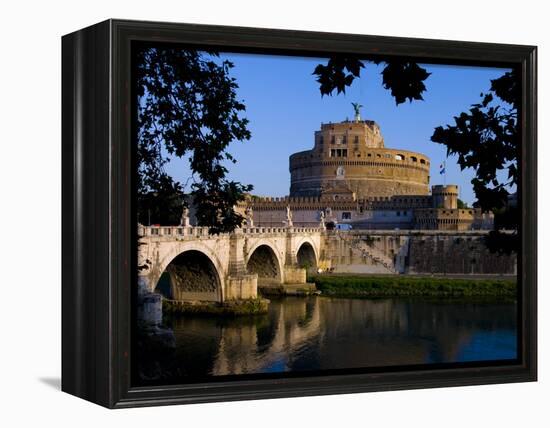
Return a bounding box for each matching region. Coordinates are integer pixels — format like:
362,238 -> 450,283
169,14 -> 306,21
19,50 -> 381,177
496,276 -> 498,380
351,102 -> 363,122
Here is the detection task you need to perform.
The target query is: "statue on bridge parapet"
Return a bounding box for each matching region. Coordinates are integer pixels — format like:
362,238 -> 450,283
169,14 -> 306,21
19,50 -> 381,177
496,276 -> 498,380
285,205 -> 293,228
319,210 -> 326,230
180,205 -> 191,227
244,206 -> 254,227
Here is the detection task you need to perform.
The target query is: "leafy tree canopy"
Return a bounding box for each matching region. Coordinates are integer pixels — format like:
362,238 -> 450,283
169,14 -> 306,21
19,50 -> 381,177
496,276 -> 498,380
431,70 -> 519,213
313,57 -> 431,104
430,70 -> 519,253
136,47 -> 252,233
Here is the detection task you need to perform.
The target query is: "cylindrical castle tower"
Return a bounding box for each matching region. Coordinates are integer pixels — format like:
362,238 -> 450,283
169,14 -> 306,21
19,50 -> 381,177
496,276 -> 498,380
431,185 -> 458,209
289,120 -> 431,198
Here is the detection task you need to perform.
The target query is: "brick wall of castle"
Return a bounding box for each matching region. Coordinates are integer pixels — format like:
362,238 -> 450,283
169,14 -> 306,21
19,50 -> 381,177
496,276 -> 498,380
408,235 -> 516,274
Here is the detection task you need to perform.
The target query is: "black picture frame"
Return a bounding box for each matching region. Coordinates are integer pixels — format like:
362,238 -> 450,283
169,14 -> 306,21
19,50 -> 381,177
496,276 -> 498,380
62,19 -> 537,408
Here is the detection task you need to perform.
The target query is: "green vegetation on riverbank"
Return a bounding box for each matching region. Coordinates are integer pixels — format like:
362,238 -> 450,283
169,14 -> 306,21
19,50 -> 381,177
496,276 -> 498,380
308,275 -> 517,299
163,297 -> 269,316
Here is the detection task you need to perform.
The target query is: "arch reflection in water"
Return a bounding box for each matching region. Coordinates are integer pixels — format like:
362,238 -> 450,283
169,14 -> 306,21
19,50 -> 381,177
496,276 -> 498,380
138,297 -> 517,382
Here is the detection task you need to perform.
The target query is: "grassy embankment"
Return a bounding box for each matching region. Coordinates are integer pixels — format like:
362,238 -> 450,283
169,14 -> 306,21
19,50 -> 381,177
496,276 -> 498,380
308,275 -> 517,299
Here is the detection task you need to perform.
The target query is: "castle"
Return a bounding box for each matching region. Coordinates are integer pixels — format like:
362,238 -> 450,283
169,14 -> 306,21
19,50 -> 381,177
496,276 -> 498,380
238,113 -> 493,231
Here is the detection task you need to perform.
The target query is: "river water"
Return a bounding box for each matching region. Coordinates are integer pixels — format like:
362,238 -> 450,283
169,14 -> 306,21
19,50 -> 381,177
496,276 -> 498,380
136,296 -> 517,384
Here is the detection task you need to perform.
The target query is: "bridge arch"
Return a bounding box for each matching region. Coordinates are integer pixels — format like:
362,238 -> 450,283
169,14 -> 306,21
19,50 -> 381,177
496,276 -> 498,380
296,241 -> 318,270
246,241 -> 283,285
294,237 -> 319,266
149,242 -> 225,302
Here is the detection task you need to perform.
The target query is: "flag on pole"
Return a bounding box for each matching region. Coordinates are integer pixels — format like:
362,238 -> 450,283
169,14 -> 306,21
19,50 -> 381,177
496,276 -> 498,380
439,161 -> 446,175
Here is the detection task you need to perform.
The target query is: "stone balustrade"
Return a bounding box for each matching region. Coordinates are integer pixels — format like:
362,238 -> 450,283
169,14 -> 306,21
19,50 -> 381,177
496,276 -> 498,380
138,224 -> 323,239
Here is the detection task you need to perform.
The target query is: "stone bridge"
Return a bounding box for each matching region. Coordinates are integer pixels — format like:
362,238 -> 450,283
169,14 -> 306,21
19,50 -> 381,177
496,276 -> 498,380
138,224 -> 517,308
138,224 -> 323,303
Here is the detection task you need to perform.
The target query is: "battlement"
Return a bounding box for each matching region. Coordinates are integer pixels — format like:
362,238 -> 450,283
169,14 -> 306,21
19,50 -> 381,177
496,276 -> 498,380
432,184 -> 459,195
319,120 -> 381,135
413,208 -> 493,231
242,194 -> 435,212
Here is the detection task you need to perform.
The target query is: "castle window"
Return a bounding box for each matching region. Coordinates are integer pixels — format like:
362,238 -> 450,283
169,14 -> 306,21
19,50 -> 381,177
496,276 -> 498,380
342,136 -> 347,144
332,149 -> 349,157
403,211 -> 408,216
396,211 -> 401,216
420,159 -> 426,164
376,154 -> 381,158
395,154 -> 404,160
354,135 -> 359,144
411,156 -> 418,162
342,212 -> 351,220
319,136 -> 324,145
385,153 -> 391,158
367,153 -> 372,157
331,136 -> 335,144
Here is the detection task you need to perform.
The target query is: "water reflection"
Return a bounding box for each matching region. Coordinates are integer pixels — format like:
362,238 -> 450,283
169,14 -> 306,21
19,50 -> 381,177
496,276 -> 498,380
136,296 -> 517,383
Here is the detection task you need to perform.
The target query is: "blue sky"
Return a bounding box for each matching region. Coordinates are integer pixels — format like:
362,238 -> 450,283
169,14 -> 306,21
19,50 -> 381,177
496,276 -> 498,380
164,52 -> 511,205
